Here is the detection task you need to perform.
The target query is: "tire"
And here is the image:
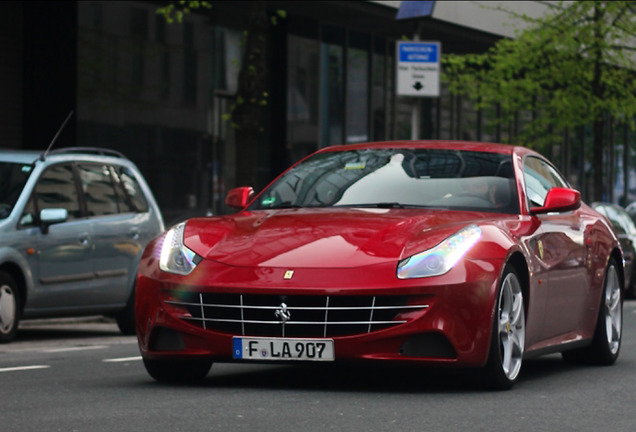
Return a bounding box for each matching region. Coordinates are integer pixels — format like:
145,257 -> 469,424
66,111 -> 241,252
0,271 -> 20,343
483,265 -> 525,390
562,258 -> 622,365
115,285 -> 136,335
143,357 -> 213,383
625,266 -> 636,299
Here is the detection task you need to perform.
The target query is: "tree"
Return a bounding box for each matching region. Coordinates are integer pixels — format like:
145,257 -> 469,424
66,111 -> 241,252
157,1 -> 285,189
156,1 -> 211,24
443,1 -> 636,201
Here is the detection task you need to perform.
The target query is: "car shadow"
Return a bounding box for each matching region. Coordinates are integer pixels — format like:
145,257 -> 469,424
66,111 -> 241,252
140,354 -> 592,393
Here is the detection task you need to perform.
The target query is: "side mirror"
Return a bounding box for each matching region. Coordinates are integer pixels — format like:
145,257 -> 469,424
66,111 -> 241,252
39,208 -> 68,234
530,187 -> 581,215
225,186 -> 254,210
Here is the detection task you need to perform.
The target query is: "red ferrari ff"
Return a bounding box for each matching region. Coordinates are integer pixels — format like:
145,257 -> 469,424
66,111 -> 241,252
135,141 -> 623,389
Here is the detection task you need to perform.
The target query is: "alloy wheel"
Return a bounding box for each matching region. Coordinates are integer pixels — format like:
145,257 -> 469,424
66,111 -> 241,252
604,264 -> 622,355
0,284 -> 16,335
498,272 -> 525,381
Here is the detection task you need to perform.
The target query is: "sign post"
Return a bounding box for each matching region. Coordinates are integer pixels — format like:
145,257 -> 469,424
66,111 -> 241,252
397,40 -> 441,140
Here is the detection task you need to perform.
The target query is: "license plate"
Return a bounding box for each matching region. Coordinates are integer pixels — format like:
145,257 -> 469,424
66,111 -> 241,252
233,337 -> 335,361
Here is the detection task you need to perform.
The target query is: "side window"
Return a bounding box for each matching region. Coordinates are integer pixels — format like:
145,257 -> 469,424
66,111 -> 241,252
523,157 -> 568,207
116,166 -> 149,212
110,166 -> 132,213
77,164 -> 119,217
29,163 -> 81,221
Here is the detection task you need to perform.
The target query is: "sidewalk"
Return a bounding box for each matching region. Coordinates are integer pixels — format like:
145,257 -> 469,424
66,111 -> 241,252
19,315 -> 117,328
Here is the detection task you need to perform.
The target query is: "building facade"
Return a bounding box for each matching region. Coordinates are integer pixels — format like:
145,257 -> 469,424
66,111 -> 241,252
2,1 -> 633,223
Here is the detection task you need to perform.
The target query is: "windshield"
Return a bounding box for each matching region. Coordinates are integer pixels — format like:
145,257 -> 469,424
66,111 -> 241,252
249,148 -> 519,214
0,162 -> 33,219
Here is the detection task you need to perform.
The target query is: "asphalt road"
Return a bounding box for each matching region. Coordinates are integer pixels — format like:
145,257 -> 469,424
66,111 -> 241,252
2,303 -> 636,432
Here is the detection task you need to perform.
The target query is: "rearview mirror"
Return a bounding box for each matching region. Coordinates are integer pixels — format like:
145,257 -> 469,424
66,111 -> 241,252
225,187 -> 254,210
530,187 -> 581,215
39,208 -> 68,234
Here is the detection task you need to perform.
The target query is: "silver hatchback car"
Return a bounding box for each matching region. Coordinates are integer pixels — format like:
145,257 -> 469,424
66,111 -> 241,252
0,148 -> 164,342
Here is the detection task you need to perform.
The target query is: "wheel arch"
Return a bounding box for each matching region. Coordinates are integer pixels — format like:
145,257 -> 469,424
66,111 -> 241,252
0,262 -> 27,312
506,251 -> 530,314
610,247 -> 625,291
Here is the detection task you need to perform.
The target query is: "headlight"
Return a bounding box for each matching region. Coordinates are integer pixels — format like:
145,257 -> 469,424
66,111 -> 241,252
159,222 -> 199,275
397,224 -> 481,279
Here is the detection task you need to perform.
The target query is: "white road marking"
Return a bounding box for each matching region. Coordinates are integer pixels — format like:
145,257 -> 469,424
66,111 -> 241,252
0,365 -> 50,373
103,356 -> 142,363
42,345 -> 108,353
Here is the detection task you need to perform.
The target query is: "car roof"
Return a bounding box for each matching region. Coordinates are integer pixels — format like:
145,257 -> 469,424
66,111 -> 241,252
0,147 -> 130,166
317,140 -> 534,156
0,149 -> 42,164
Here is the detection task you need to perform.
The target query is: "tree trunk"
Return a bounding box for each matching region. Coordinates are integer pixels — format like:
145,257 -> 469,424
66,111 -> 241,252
593,119 -> 604,201
591,2 -> 604,202
233,2 -> 269,189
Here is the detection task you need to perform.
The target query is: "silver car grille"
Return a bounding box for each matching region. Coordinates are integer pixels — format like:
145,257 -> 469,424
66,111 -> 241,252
166,293 -> 429,337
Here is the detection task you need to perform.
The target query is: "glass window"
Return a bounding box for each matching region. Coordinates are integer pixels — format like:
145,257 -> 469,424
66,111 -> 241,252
78,2 -> 236,216
287,34 -> 320,163
130,8 -> 148,93
346,31 -> 369,143
110,166 -> 133,213
117,166 -> 149,212
320,25 -> 345,148
371,36 -> 386,141
183,22 -> 197,105
251,148 -> 518,214
523,156 -> 568,207
31,164 -> 81,220
78,164 -> 119,216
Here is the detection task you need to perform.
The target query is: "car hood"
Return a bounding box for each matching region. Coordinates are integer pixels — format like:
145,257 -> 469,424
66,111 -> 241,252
183,208 -> 508,268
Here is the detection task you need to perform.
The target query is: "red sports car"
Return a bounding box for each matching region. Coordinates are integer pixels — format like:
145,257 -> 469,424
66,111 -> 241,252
135,141 -> 624,389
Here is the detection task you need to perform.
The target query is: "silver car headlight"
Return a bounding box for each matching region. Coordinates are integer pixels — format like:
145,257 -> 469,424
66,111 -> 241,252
397,224 -> 481,279
159,222 -> 199,275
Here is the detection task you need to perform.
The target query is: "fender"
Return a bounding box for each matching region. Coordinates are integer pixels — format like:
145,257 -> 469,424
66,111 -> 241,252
0,245 -> 35,305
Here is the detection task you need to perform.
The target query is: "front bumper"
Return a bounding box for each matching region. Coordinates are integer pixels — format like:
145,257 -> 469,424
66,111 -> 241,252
135,256 -> 501,367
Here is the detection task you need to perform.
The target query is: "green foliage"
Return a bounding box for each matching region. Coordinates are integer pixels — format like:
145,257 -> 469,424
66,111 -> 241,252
443,1 -> 636,149
271,9 -> 287,25
156,1 -> 211,24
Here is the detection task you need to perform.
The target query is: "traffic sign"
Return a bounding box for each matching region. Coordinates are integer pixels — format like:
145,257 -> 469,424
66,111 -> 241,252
396,41 -> 441,97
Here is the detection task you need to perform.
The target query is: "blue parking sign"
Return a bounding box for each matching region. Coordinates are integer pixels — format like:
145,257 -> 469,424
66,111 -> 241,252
396,41 -> 441,97
399,43 -> 438,63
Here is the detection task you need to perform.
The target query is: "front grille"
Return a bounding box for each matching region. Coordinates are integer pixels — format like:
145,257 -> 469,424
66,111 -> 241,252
166,293 -> 429,337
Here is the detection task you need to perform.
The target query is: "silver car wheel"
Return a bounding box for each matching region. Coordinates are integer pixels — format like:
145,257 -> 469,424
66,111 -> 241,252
498,271 -> 525,381
604,264 -> 622,355
0,284 -> 16,335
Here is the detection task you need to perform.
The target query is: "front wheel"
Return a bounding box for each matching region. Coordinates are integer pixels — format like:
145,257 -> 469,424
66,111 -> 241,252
0,271 -> 20,343
143,357 -> 213,383
483,265 -> 525,390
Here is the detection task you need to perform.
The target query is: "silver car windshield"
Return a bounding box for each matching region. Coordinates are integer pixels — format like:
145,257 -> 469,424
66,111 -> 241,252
0,162 -> 33,219
250,148 -> 519,214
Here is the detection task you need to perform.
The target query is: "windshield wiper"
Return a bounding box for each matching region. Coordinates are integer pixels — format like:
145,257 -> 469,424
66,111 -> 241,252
336,202 -> 419,209
267,201 -> 303,209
